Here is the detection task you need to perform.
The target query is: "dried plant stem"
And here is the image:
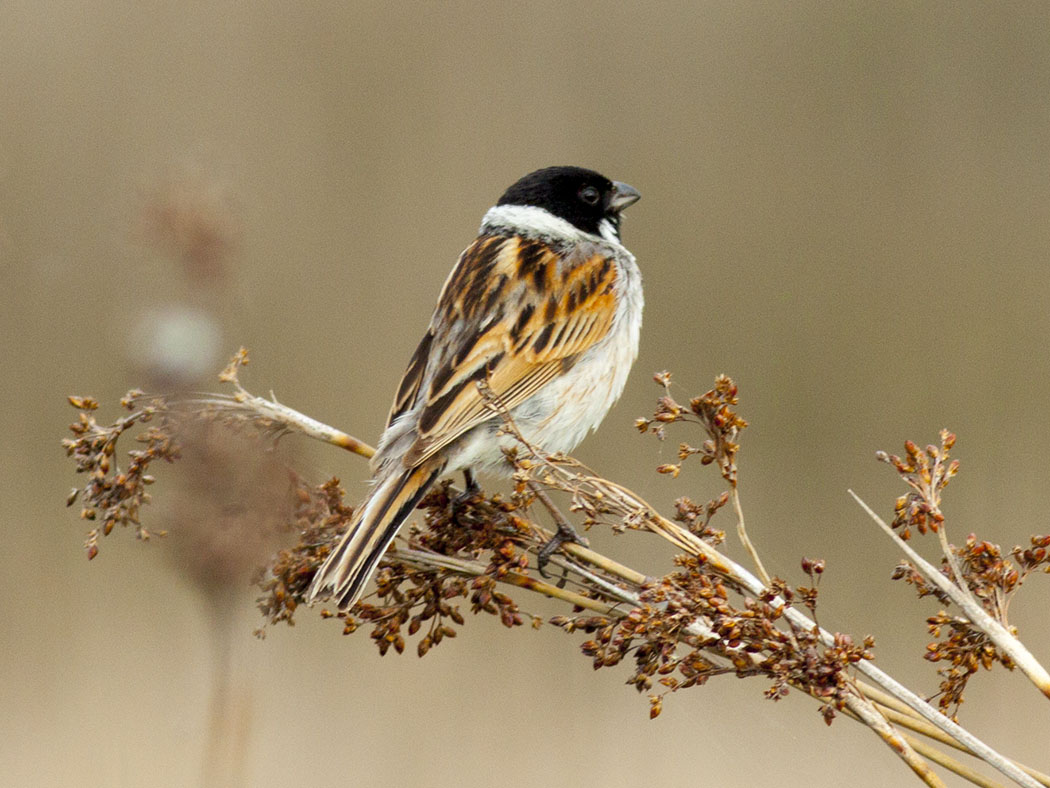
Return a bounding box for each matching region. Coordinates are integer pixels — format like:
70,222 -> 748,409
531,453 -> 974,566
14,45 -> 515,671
873,705 -> 1050,788
860,686 -> 966,751
852,657 -> 1040,788
858,680 -> 930,721
734,555 -> 1039,786
855,684 -> 987,763
844,694 -> 946,787
191,392 -> 377,459
562,542 -> 649,586
465,442 -> 1043,788
393,548 -> 617,614
731,486 -> 771,587
856,681 -> 989,756
556,577 -> 999,784
861,682 -> 1048,788
1007,761 -> 1050,787
497,570 -> 616,613
1011,761 -> 1050,787
849,490 -> 1050,702
876,704 -> 971,750
419,491 -> 1036,787
841,705 -> 1005,788
937,522 -> 982,611
853,675 -> 1046,786
899,731 -> 1006,788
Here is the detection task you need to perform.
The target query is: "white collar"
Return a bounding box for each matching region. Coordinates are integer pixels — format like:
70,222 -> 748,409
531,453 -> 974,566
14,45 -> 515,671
479,204 -> 624,249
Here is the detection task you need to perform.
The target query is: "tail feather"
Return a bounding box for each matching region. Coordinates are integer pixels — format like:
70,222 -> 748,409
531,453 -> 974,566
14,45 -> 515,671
308,462 -> 444,609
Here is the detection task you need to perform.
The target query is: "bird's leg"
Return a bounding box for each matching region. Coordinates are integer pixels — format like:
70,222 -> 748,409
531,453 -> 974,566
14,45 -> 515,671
463,468 -> 480,495
529,482 -> 588,580
449,467 -> 481,510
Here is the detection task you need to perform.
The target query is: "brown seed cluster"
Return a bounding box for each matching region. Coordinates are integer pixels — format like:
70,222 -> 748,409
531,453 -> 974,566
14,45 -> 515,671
414,481 -> 532,563
352,563 -> 470,657
876,430 -> 959,539
895,533 -> 1050,717
881,432 -> 1050,717
64,391 -> 178,558
257,478 -> 533,654
552,555 -> 872,721
924,610 -> 1003,718
636,372 -> 747,486
255,477 -> 352,628
671,493 -> 728,542
890,561 -> 953,605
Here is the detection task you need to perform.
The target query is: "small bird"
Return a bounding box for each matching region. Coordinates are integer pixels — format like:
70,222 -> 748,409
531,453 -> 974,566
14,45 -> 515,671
308,166 -> 643,609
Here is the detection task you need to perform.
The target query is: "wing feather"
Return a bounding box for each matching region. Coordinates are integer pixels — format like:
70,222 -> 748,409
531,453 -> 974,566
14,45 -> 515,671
394,235 -> 619,466
385,330 -> 433,429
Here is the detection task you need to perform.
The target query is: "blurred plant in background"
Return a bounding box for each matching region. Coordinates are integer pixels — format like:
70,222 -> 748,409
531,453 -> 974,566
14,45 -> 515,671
69,169 -> 290,788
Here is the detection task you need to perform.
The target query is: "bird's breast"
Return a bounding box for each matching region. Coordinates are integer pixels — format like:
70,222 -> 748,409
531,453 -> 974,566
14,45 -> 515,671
501,252 -> 643,456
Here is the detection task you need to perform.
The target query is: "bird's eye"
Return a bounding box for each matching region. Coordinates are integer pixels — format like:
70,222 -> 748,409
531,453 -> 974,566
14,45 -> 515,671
579,185 -> 601,205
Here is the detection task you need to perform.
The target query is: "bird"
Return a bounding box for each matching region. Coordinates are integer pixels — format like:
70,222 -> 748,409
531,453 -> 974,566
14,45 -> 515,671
308,166 -> 643,610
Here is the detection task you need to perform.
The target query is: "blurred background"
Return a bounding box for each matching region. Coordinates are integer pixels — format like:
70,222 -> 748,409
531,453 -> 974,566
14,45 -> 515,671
4,2 -> 1050,786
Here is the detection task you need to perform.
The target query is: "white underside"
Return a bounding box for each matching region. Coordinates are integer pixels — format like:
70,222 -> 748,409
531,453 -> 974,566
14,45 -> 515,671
447,281 -> 642,474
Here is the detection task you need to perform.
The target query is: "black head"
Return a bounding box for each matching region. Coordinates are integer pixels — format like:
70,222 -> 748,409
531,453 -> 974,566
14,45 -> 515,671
496,166 -> 640,239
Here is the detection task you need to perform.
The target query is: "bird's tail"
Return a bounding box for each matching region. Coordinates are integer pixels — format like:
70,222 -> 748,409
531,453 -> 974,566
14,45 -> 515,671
307,461 -> 444,609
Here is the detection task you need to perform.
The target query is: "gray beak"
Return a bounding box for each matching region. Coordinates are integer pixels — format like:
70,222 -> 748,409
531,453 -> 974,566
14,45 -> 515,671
608,181 -> 641,212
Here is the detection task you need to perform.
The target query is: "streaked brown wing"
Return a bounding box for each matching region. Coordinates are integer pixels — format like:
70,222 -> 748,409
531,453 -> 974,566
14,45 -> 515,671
400,234 -> 619,467
385,330 -> 433,430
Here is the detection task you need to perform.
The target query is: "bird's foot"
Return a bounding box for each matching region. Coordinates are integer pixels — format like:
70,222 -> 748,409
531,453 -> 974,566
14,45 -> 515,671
537,521 -> 589,578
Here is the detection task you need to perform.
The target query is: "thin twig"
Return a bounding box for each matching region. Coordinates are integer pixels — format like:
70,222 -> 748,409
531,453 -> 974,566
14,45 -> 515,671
935,521 -> 984,616
731,486 -> 771,587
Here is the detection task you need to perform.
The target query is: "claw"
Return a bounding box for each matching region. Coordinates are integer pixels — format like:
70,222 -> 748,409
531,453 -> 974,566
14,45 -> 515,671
537,521 -> 589,578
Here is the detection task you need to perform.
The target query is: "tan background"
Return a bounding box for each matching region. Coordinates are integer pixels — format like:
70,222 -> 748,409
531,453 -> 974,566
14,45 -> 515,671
4,2 -> 1050,786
